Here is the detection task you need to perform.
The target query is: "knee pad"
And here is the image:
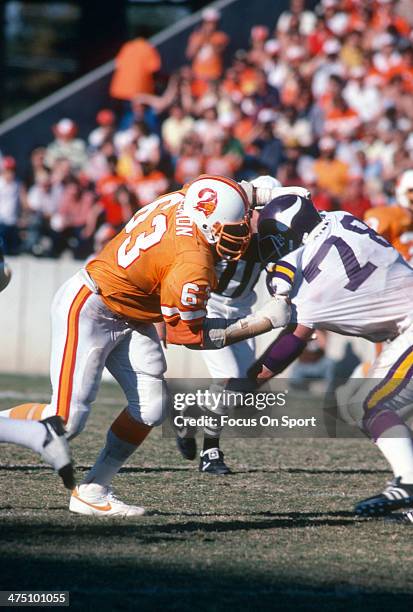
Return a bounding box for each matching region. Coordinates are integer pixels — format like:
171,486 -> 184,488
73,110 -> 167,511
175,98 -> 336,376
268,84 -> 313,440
126,375 -> 168,427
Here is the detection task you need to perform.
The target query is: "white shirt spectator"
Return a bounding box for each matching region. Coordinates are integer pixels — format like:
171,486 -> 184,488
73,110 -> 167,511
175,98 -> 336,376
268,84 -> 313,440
276,9 -> 316,36
343,80 -> 383,122
0,176 -> 20,225
27,184 -> 58,217
312,59 -> 344,99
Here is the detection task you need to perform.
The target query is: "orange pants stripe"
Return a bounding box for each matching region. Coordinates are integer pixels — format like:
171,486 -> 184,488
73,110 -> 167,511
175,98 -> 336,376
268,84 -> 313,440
56,285 -> 92,423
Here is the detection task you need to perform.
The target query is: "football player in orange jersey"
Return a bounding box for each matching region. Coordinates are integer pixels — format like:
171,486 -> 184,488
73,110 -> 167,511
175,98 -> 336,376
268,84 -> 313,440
364,170 -> 413,265
1,175 -> 299,516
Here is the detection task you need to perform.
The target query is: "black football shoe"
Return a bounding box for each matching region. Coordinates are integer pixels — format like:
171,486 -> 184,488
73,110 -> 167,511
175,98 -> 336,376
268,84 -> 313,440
176,435 -> 197,461
199,448 -> 232,475
40,416 -> 75,490
354,477 -> 413,517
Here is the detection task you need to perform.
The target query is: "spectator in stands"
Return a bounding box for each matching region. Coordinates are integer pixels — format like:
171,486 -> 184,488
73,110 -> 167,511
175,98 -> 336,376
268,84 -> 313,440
131,152 -> 168,207
276,105 -> 313,149
174,135 -> 204,186
23,169 -> 58,256
276,0 -> 316,37
204,136 -> 236,177
110,28 -> 161,103
49,177 -> 95,259
84,140 -> 116,183
96,155 -> 125,220
86,183 -> 136,241
340,176 -> 373,220
0,156 -> 22,255
161,104 -> 195,158
25,147 -> 47,189
45,119 -> 87,172
186,8 -> 229,83
312,136 -> 349,199
248,25 -> 270,67
193,106 -> 224,151
88,109 -> 116,150
250,112 -> 284,177
343,66 -> 383,122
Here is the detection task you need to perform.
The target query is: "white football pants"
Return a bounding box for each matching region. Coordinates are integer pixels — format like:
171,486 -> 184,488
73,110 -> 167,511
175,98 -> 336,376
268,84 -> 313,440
42,270 -> 167,438
337,322 -> 413,428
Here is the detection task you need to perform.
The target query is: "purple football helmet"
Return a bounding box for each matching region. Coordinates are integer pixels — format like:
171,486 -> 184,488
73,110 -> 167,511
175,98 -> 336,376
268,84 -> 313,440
258,194 -> 321,263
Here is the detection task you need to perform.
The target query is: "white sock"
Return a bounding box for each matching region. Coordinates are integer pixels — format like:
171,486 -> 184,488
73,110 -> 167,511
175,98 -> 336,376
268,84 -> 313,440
376,425 -> 413,484
0,417 -> 47,455
82,430 -> 137,487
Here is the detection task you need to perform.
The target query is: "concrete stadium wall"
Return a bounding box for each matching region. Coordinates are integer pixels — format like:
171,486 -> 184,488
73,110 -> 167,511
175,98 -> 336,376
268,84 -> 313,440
0,257 -> 374,377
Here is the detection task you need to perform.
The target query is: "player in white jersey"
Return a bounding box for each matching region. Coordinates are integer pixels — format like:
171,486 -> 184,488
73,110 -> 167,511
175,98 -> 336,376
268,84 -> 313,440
174,176 -> 283,474
250,194 -> 413,518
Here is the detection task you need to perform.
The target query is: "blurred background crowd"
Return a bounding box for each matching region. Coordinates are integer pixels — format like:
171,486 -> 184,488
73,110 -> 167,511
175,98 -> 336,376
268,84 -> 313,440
1,0 -> 413,259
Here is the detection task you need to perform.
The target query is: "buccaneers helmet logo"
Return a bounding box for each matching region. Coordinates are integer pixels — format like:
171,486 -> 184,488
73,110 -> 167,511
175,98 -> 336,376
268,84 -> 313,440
194,188 -> 218,217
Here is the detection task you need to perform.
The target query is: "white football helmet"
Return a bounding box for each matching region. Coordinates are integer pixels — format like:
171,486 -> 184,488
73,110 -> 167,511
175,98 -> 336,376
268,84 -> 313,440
250,175 -> 282,189
396,170 -> 413,208
184,175 -> 251,260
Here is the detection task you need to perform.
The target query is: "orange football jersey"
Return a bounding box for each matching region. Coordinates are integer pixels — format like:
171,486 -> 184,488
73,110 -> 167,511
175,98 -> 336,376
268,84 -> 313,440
364,205 -> 413,263
87,189 -> 217,345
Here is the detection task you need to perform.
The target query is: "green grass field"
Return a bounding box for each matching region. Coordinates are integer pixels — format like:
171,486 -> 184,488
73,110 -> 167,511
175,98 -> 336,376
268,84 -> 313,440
0,373 -> 412,611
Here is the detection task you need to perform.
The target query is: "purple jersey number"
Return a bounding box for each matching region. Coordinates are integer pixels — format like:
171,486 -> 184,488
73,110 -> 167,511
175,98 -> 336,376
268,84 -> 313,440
303,216 -> 390,292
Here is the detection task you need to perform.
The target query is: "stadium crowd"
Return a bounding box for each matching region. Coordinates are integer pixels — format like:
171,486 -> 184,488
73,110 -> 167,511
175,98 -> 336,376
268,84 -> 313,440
1,0 -> 413,258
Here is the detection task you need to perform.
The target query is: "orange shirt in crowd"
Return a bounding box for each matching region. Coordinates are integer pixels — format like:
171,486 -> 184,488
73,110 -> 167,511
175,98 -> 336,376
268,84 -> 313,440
324,108 -> 361,137
364,205 -> 413,263
87,188 -> 216,345
175,156 -> 204,186
312,158 -> 349,197
188,30 -> 229,80
110,38 -> 161,101
96,174 -> 125,226
130,171 -> 168,207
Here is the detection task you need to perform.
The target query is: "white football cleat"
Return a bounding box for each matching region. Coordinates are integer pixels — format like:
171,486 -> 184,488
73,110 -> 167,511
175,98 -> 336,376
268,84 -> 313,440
69,483 -> 146,517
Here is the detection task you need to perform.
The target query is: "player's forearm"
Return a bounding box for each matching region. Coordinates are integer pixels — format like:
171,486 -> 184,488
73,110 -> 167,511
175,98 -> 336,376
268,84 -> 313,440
199,296 -> 291,350
247,331 -> 308,382
239,181 -> 311,209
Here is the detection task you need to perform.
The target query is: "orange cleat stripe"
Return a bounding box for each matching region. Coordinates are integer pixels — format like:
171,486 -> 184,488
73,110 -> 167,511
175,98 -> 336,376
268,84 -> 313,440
72,489 -> 112,512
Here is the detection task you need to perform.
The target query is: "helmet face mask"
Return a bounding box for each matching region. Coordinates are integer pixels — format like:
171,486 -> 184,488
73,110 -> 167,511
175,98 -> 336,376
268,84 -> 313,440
213,218 -> 251,261
258,194 -> 321,263
258,226 -> 299,264
184,175 -> 252,261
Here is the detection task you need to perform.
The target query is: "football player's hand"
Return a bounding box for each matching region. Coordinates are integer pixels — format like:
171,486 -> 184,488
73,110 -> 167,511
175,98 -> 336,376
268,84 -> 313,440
255,295 -> 291,329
